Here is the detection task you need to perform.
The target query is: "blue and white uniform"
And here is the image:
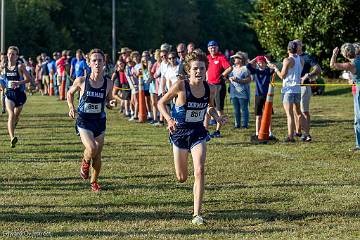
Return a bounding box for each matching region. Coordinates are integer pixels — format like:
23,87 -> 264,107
170,80 -> 210,151
76,75 -> 108,137
4,65 -> 27,107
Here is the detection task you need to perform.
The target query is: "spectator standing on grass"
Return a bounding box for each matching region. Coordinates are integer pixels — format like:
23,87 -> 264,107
293,39 -> 322,142
228,51 -> 251,129
330,43 -> 360,152
150,49 -> 161,126
246,55 -> 276,139
206,40 -> 232,138
56,51 -> 67,100
49,52 -> 59,96
40,56 -> 50,95
269,41 -> 304,142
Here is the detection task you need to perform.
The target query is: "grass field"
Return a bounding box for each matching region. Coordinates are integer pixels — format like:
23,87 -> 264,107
1,83 -> 360,239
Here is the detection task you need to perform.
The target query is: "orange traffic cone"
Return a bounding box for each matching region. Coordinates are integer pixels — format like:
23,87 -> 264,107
49,78 -> 54,96
138,74 -> 147,123
60,77 -> 66,100
258,74 -> 275,142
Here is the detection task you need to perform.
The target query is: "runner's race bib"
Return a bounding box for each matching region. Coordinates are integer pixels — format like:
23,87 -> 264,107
185,109 -> 206,122
84,103 -> 101,113
7,81 -> 17,89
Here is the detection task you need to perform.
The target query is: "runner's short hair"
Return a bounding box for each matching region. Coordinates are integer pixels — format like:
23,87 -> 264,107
183,51 -> 208,74
89,48 -> 105,60
8,46 -> 19,55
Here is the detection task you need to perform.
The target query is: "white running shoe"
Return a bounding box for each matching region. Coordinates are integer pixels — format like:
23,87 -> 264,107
191,215 -> 204,225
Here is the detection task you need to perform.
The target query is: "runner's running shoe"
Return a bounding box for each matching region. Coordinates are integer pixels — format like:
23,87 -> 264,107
91,182 -> 101,192
80,159 -> 90,180
11,137 -> 18,148
192,215 -> 204,225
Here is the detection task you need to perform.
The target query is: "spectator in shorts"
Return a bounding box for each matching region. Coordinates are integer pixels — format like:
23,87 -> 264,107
270,41 -> 304,142
293,39 -> 322,142
150,49 -> 161,125
112,60 -> 130,117
247,55 -> 276,139
126,54 -> 138,121
41,56 -> 50,95
56,50 -> 68,100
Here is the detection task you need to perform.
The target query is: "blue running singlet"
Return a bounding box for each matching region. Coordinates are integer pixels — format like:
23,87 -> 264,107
170,80 -> 210,151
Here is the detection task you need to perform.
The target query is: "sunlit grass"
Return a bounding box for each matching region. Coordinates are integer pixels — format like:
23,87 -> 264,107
1,83 -> 360,239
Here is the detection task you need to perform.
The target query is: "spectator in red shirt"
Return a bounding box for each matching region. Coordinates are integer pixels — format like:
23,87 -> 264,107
56,51 -> 67,100
206,40 -> 232,138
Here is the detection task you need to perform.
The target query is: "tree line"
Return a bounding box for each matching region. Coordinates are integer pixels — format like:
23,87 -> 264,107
2,0 -> 259,57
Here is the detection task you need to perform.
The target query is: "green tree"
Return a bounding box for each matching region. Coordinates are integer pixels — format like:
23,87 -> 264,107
196,0 -> 260,56
251,0 -> 360,75
6,0 -> 63,56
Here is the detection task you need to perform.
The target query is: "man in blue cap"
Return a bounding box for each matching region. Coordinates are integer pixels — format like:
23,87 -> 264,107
206,40 -> 232,138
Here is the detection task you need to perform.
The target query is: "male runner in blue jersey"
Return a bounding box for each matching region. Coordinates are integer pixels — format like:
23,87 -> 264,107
158,51 -> 227,225
3,46 -> 31,148
67,49 -> 114,192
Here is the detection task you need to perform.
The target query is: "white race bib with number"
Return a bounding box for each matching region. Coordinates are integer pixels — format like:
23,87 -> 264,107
7,81 -> 14,88
84,103 -> 101,113
185,109 -> 206,122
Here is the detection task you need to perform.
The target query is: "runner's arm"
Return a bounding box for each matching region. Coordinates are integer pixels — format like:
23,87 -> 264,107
157,81 -> 182,133
19,64 -> 31,84
67,77 -> 83,118
207,91 -> 227,126
106,78 -> 116,108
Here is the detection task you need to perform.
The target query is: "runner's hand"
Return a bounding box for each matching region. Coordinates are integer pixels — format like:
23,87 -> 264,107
216,115 -> 228,126
167,118 -> 177,134
332,47 -> 339,56
68,107 -> 77,119
106,99 -> 117,109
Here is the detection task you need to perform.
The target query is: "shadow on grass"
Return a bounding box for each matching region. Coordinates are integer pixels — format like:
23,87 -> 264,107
0,210 -> 187,223
207,180 -> 360,191
209,208 -> 360,222
1,173 -> 171,182
323,87 -> 352,96
0,154 -> 82,163
7,149 -> 83,154
25,141 -> 80,147
1,181 -> 188,192
21,113 -> 68,118
0,173 -> 175,191
311,119 -> 353,128
20,124 -> 70,129
49,227 -> 290,238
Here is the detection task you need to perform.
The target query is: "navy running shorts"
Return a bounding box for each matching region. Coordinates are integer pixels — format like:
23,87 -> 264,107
170,127 -> 209,151
6,90 -> 27,107
76,116 -> 106,138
